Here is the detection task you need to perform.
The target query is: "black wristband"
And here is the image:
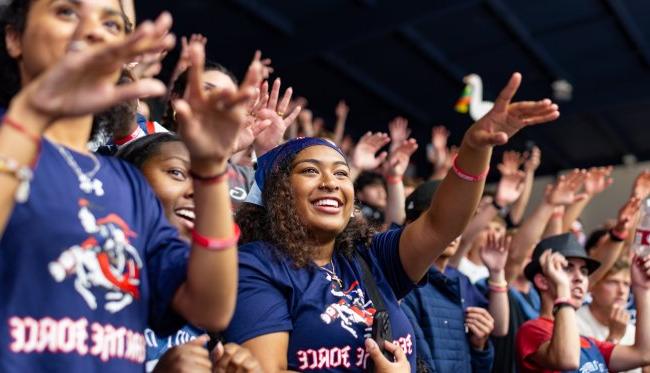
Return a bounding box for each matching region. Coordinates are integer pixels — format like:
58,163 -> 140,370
552,302 -> 574,316
491,198 -> 509,218
608,229 -> 627,242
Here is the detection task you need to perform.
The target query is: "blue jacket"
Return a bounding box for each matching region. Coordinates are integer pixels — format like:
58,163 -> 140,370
401,266 -> 494,373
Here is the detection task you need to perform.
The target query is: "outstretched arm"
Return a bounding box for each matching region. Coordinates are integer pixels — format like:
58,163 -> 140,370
383,139 -> 418,227
505,171 -> 587,284
400,73 -> 560,282
171,44 -> 265,330
0,13 -> 174,235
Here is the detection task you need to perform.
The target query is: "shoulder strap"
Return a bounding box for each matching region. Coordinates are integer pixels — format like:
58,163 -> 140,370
355,251 -> 387,312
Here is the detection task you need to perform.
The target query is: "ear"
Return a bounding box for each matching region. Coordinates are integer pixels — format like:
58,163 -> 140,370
533,273 -> 550,292
5,24 -> 22,59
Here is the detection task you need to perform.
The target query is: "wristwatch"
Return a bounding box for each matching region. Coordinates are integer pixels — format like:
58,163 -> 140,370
552,301 -> 574,316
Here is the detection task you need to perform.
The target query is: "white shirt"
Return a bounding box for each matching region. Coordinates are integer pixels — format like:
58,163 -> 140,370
457,257 -> 489,283
576,305 -> 640,373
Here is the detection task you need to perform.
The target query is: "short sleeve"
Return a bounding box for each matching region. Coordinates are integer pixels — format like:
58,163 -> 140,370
593,338 -> 615,366
369,228 -> 419,299
516,319 -> 553,368
142,183 -> 190,333
223,244 -> 293,344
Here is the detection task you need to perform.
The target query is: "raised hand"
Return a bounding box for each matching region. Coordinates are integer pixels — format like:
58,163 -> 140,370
212,342 -> 263,373
584,166 -> 613,196
632,171 -> 650,199
432,126 -> 450,151
174,43 -> 262,172
388,117 -> 411,152
613,196 -> 641,237
19,12 -> 175,125
495,172 -> 525,207
539,249 -> 570,291
464,73 -> 559,149
383,139 -> 418,178
153,335 -> 211,373
498,151 -> 524,176
351,132 -> 390,171
544,170 -> 589,206
524,146 -> 541,172
298,109 -> 314,137
480,232 -> 511,273
335,100 -> 349,119
607,304 -> 630,343
465,307 -> 495,350
631,255 -> 650,290
252,78 -> 301,156
365,339 -> 410,373
171,34 -> 207,82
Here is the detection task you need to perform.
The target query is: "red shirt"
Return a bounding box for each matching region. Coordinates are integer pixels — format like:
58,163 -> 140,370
516,317 -> 615,373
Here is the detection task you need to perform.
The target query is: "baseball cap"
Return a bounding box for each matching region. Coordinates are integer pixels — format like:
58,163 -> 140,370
404,180 -> 441,222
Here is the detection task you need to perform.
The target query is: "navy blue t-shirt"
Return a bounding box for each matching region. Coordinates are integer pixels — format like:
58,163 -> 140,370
224,229 -> 418,372
0,139 -> 189,371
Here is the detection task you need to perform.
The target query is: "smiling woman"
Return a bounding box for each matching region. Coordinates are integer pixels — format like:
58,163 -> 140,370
227,69 -> 560,373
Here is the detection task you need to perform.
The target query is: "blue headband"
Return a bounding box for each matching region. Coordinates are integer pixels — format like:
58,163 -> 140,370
245,137 -> 346,206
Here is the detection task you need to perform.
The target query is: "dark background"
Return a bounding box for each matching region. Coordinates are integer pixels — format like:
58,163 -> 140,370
137,0 -> 650,180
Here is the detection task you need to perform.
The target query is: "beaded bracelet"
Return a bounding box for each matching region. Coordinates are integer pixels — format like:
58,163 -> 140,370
191,224 -> 241,251
0,156 -> 33,203
452,156 -> 489,182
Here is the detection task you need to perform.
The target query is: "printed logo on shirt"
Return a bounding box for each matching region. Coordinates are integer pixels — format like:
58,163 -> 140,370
295,334 -> 413,370
48,199 -> 143,313
8,316 -> 146,363
579,360 -> 607,373
320,276 -> 376,339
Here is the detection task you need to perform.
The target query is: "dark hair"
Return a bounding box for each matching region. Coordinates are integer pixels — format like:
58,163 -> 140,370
162,61 -> 237,131
90,68 -> 138,142
236,152 -> 374,268
585,228 -> 608,254
116,132 -> 181,170
354,171 -> 385,193
0,0 -> 133,107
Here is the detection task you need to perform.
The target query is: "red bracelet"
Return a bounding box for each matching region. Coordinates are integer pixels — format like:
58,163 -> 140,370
385,175 -> 403,185
489,285 -> 508,293
452,156 -> 489,182
609,228 -> 628,242
190,167 -> 230,184
2,116 -> 41,145
191,224 -> 241,251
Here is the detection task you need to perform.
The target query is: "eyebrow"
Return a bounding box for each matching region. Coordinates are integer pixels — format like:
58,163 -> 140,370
161,156 -> 190,165
294,159 -> 349,168
54,0 -> 126,20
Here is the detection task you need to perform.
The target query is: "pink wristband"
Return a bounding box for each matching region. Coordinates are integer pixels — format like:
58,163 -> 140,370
191,224 -> 240,251
489,285 -> 507,293
452,156 -> 489,182
385,175 -> 403,185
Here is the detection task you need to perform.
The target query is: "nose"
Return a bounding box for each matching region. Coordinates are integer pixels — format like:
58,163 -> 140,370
319,174 -> 340,191
184,182 -> 194,201
71,10 -> 108,46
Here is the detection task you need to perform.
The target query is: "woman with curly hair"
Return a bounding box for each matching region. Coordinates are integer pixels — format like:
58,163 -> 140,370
225,73 -> 560,373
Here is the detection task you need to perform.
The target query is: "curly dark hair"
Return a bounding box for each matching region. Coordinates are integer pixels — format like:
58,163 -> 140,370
236,151 -> 374,268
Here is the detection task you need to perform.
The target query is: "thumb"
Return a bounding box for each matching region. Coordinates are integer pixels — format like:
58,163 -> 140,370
376,151 -> 388,164
383,340 -> 406,363
211,341 -> 224,363
365,339 -> 388,367
189,334 -> 210,346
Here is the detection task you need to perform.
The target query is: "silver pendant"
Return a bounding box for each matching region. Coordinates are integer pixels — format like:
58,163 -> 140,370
78,175 -> 104,197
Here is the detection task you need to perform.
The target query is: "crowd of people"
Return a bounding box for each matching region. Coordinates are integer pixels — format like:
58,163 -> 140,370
1,1 -> 650,372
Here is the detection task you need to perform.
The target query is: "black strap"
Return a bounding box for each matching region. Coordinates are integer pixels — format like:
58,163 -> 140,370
355,251 -> 387,313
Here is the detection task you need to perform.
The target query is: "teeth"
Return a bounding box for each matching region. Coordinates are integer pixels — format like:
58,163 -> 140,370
314,199 -> 339,207
176,209 -> 195,221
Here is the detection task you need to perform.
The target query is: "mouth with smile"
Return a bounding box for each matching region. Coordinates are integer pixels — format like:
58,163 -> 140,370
311,197 -> 344,214
174,207 -> 195,230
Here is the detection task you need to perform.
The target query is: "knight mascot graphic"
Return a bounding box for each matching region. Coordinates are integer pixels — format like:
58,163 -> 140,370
48,199 -> 143,313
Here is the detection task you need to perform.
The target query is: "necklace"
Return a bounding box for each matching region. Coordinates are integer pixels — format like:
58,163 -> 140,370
55,144 -> 105,197
320,259 -> 343,287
